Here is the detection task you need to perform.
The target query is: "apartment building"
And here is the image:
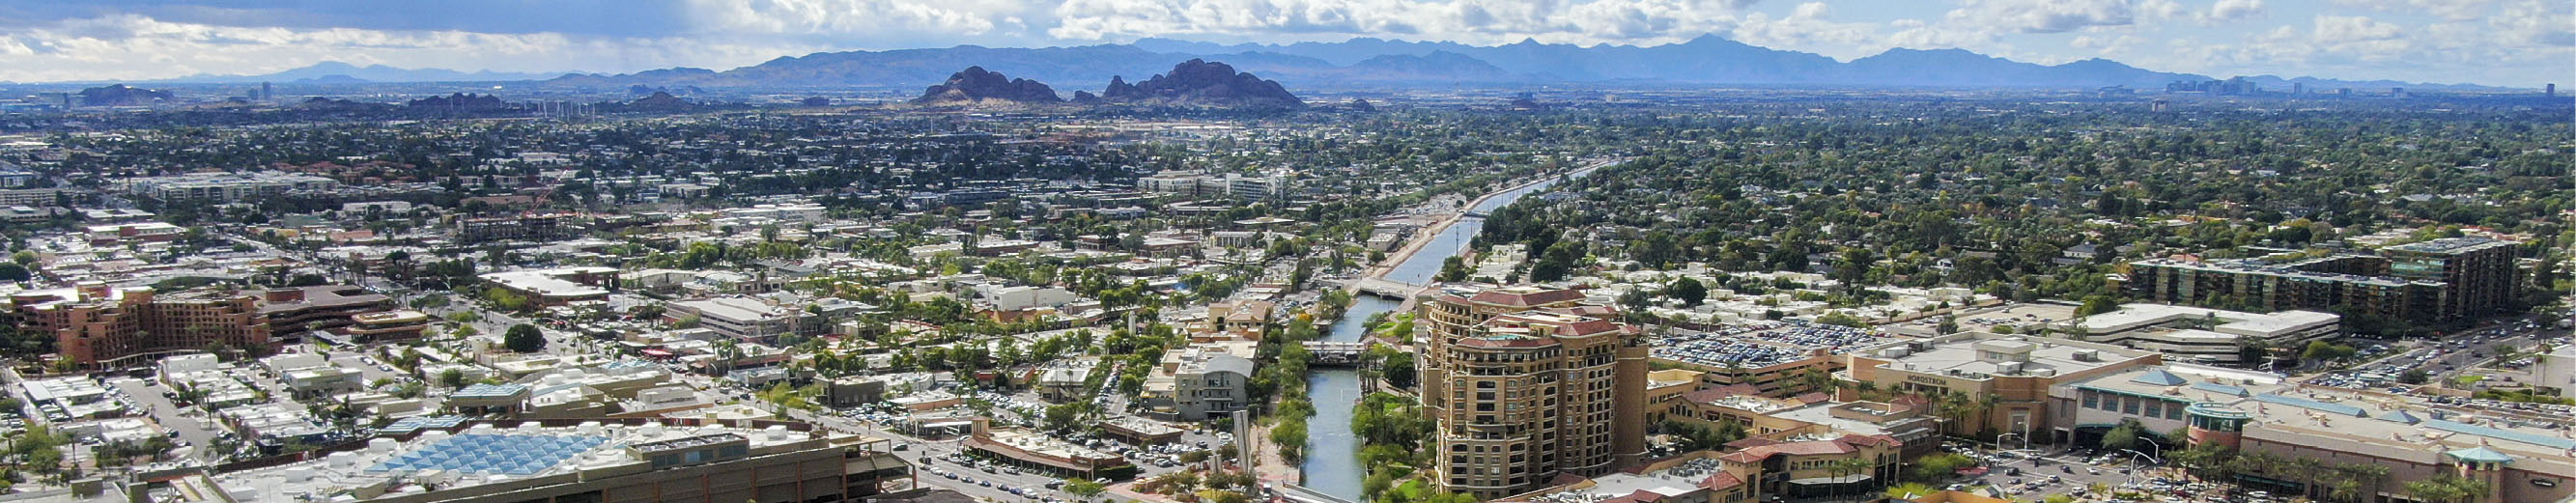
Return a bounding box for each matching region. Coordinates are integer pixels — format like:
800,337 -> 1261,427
2123,238 -> 2520,322
12,285 -> 275,368
1418,285 -> 1651,498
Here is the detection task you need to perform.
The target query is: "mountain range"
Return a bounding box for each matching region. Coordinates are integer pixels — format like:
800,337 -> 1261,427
135,37 -> 2517,92
154,62 -> 566,84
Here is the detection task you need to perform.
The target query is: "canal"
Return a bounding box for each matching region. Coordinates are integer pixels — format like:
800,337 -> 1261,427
1300,164 -> 1602,500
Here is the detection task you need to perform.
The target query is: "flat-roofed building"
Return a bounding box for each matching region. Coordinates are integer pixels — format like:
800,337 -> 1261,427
667,297 -> 814,344
1837,333 -> 2161,441
2123,238 -> 2520,322
2061,304 -> 2338,365
961,418 -> 1137,480
259,285 -> 394,337
346,310 -> 433,342
479,266 -> 616,307
183,420 -> 907,503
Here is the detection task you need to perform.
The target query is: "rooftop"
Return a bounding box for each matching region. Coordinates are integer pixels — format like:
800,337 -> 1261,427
212,422 -> 829,503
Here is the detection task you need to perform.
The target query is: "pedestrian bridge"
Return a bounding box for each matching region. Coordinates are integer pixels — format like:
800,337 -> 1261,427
1350,277 -> 1426,298
1301,342 -> 1367,366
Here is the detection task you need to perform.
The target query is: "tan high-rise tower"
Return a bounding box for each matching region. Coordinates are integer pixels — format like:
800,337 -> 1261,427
1416,285 -> 1648,498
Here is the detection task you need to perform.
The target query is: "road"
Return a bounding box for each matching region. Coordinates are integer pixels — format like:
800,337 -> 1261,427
107,377 -> 226,461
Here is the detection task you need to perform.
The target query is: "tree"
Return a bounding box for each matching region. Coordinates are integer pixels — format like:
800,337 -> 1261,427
1665,277 -> 1707,307
2075,294 -> 2120,317
439,369 -> 467,389
2101,418 -> 2146,452
504,323 -> 546,353
1884,483 -> 1937,500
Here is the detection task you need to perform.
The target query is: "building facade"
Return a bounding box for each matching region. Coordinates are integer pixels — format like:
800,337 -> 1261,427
2123,238 -> 2519,322
13,285 -> 276,368
1419,285 -> 1651,498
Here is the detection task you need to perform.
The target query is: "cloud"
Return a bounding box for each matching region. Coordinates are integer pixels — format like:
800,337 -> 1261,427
1943,0 -> 2135,34
1044,0 -> 1780,46
0,14 -> 811,82
2205,0 -> 2262,22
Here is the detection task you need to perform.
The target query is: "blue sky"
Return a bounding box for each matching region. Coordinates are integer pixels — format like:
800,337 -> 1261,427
0,0 -> 2566,86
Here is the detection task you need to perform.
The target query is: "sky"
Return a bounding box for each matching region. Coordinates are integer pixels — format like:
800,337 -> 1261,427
0,0 -> 2567,86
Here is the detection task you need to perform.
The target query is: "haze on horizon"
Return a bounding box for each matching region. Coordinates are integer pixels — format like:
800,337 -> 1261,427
0,0 -> 2566,87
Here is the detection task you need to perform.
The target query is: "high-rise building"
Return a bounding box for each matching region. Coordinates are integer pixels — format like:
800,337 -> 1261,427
2122,238 -> 2519,322
1418,285 -> 1649,498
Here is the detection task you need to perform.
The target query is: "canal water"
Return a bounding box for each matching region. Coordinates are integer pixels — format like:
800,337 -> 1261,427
1300,166 -> 1600,500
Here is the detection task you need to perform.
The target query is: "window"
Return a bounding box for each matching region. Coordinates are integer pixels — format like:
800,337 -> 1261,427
2082,393 -> 2098,409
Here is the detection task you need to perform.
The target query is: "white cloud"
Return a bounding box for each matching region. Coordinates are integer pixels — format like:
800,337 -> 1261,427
1943,0 -> 2135,34
0,14 -> 812,82
2205,0 -> 2262,22
1044,0 -> 1785,46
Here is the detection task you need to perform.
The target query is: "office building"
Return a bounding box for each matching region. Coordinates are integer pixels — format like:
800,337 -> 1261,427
259,286 -> 394,337
2123,238 -> 2519,322
12,285 -> 276,368
456,212 -> 579,243
2059,304 -> 2338,365
116,172 -> 338,203
666,297 -> 818,344
345,310 -> 434,343
1139,345 -> 1255,421
1418,285 -> 1651,498
182,420 -> 909,503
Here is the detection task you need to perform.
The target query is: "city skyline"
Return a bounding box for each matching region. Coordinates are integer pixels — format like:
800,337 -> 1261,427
0,0 -> 2567,86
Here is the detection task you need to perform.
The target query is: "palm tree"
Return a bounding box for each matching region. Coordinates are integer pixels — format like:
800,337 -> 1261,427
1830,457 -> 1878,496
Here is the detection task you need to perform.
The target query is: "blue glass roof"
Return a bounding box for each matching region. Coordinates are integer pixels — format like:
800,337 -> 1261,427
2190,382 -> 2248,397
2445,446 -> 2514,463
379,415 -> 467,434
2423,420 -> 2576,450
2130,369 -> 2190,386
365,434 -> 610,476
2374,409 -> 2422,425
454,383 -> 530,398
2251,394 -> 2366,417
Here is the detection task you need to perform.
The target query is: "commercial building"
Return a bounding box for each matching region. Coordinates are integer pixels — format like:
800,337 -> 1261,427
2059,304 -> 2338,365
1836,333 -> 2161,440
186,420 -> 908,503
1495,433 -> 1903,503
1418,285 -> 1651,498
456,213 -> 580,243
2122,238 -> 2520,322
1139,346 -> 1255,421
2100,370 -> 2576,503
667,297 -> 818,344
479,266 -> 616,307
116,172 -> 339,203
1663,386 -> 1939,458
961,418 -> 1137,480
12,285 -> 276,368
345,310 -> 434,343
259,286 -> 394,337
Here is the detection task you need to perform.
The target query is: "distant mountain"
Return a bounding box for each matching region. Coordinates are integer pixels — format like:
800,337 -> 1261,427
1098,59 -> 1301,108
1839,48 -> 2198,88
161,62 -> 564,84
914,67 -> 1063,104
534,36 -> 2526,93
